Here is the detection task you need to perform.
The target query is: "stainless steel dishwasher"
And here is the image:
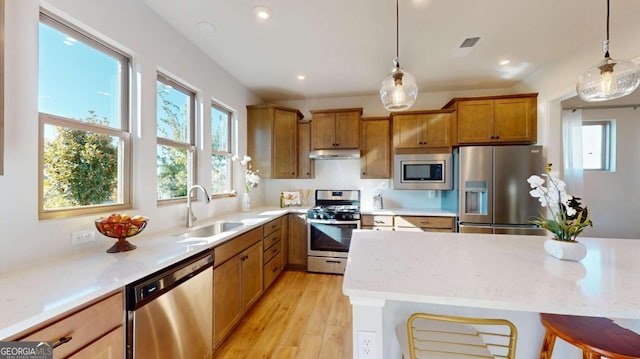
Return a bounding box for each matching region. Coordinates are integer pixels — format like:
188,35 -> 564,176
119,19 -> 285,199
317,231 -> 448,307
126,250 -> 214,359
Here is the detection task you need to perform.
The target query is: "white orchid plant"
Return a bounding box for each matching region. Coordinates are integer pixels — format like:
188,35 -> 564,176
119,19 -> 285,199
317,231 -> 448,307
527,164 -> 592,242
232,155 -> 260,193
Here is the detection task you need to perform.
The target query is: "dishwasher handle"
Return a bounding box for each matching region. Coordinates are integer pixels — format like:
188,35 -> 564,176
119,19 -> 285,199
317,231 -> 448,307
129,251 -> 213,308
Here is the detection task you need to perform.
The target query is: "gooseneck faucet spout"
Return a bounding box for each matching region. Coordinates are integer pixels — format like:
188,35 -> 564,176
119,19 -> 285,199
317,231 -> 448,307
186,185 -> 211,228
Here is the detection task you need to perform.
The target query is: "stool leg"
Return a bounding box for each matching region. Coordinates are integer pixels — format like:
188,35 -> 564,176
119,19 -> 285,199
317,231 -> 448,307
583,351 -> 601,359
539,330 -> 556,359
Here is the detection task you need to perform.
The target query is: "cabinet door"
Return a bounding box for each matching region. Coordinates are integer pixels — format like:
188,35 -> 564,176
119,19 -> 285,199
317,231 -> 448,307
214,257 -> 243,346
287,213 -> 308,270
361,119 -> 390,178
273,109 -> 297,178
334,111 -> 360,148
457,100 -> 495,144
311,112 -> 336,149
297,121 -> 314,178
68,326 -> 124,359
393,115 -> 422,148
242,241 -> 263,309
423,112 -> 452,147
493,97 -> 536,143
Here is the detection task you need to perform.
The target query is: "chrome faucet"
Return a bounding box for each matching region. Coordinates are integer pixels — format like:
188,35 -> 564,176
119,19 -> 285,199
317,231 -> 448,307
186,185 -> 211,228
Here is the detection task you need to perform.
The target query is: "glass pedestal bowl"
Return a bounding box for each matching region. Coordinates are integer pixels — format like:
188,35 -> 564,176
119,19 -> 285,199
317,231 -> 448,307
95,217 -> 148,253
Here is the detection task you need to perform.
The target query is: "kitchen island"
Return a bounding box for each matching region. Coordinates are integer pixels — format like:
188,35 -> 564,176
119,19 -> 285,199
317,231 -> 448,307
343,230 -> 640,358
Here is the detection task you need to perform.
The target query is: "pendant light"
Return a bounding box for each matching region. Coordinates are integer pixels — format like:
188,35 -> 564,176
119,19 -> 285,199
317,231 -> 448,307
576,0 -> 640,102
380,0 -> 418,111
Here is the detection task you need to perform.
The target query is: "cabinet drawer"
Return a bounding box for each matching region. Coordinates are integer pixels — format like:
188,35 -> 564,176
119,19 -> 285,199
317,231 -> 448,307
263,218 -> 282,237
394,216 -> 455,229
215,227 -> 262,266
263,229 -> 281,250
264,252 -> 283,289
264,239 -> 282,263
362,226 -> 395,231
361,215 -> 394,227
20,291 -> 124,358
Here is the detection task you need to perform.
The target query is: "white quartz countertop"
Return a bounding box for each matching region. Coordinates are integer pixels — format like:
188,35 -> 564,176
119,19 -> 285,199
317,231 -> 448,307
360,208 -> 456,216
0,207 -> 296,340
343,230 -> 640,319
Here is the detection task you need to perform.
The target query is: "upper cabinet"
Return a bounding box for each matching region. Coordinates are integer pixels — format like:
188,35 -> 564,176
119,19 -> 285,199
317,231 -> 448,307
310,108 -> 362,149
247,104 -> 303,179
444,93 -> 538,145
297,120 -> 314,178
391,109 -> 455,150
361,117 -> 391,178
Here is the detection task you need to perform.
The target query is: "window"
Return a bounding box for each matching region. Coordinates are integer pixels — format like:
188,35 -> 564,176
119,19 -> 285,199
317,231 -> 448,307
38,12 -> 131,219
582,120 -> 613,171
211,103 -> 233,195
156,74 -> 196,201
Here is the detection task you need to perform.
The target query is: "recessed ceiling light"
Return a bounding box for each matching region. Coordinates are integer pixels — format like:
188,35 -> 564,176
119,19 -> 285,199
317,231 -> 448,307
253,6 -> 272,20
297,75 -> 306,80
196,21 -> 217,33
499,59 -> 511,66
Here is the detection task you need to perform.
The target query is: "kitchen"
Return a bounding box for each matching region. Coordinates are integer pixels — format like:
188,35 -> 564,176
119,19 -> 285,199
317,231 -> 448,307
2,0 -> 640,358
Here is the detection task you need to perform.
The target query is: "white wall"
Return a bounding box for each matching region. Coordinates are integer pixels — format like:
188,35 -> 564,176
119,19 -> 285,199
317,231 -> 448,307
0,0 -> 260,272
579,107 -> 640,238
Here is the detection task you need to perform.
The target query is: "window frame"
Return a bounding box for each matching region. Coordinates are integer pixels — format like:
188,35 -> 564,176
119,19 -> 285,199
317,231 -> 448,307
210,102 -> 235,198
156,73 -> 197,204
38,11 -> 132,219
582,120 -> 612,172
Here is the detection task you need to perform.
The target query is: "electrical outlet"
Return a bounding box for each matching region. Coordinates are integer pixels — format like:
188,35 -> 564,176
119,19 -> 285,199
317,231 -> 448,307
71,231 -> 96,246
358,331 -> 376,359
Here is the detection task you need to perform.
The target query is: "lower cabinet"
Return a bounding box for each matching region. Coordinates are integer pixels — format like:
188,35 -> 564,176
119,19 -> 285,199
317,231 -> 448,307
17,291 -> 125,359
263,217 -> 284,290
287,213 -> 308,270
213,227 -> 263,348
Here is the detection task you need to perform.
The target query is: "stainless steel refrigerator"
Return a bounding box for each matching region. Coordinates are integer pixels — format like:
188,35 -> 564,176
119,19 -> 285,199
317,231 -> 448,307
458,145 -> 545,235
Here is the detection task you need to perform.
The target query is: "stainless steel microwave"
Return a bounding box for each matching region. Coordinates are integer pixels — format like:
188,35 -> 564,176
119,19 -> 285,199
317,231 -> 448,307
393,153 -> 453,190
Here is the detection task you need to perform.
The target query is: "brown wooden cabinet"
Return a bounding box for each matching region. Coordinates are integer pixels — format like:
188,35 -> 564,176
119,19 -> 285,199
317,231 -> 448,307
444,93 -> 537,144
287,213 -> 308,271
394,216 -> 455,232
361,214 -> 394,231
297,120 -> 314,178
361,117 -> 391,178
262,217 -> 284,290
247,104 -> 303,178
16,291 -> 124,358
391,109 -> 455,150
310,108 -> 362,149
213,227 -> 263,347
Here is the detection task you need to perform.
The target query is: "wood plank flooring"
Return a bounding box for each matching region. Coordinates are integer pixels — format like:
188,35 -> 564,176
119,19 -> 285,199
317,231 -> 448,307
213,270 -> 352,359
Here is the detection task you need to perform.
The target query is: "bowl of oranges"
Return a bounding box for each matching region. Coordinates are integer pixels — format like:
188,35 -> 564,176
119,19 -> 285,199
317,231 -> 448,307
95,214 -> 148,253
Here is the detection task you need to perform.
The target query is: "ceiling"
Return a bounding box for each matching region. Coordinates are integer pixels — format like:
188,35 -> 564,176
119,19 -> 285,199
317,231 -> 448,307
142,0 -> 640,103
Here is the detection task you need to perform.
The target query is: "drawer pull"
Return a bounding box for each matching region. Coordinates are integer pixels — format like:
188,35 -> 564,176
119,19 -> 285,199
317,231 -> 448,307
272,267 -> 279,272
272,248 -> 278,254
53,336 -> 72,349
326,260 -> 342,264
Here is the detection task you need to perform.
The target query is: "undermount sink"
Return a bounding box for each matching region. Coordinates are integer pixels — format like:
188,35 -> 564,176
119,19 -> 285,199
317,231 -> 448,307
177,221 -> 244,238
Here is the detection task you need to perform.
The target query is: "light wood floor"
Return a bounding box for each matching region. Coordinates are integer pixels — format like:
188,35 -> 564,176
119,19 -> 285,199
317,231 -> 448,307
213,270 -> 353,359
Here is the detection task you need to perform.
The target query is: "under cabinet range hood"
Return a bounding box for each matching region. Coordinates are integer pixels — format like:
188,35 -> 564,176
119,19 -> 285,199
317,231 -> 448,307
309,149 -> 361,159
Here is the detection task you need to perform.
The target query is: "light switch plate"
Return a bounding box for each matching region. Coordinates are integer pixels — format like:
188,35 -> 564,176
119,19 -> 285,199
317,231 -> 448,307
71,230 -> 96,246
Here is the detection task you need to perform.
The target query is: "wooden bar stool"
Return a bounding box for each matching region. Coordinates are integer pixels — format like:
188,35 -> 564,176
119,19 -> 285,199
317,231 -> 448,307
539,313 -> 640,359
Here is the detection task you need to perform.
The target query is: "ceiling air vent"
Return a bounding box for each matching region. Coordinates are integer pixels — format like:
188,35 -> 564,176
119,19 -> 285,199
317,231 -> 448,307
460,37 -> 481,48
452,36 -> 482,57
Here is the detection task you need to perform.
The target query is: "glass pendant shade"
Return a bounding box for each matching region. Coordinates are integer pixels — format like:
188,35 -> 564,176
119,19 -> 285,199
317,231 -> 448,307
577,53 -> 640,102
380,64 -> 418,111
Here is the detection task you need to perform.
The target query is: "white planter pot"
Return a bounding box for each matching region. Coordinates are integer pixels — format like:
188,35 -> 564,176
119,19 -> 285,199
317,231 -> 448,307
544,238 -> 587,261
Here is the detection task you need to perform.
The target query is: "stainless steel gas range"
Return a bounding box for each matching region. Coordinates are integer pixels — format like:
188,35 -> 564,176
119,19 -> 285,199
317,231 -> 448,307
306,189 -> 360,274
